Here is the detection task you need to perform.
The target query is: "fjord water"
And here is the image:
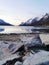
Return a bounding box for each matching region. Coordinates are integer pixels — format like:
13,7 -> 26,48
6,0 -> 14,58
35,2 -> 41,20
0,26 -> 33,34
0,26 -> 49,34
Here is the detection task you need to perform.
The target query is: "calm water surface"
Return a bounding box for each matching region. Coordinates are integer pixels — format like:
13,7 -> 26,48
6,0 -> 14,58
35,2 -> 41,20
0,26 -> 49,34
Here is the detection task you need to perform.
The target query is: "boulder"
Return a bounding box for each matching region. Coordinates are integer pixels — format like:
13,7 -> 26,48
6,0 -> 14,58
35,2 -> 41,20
25,35 -> 42,47
8,43 -> 24,54
23,50 -> 49,65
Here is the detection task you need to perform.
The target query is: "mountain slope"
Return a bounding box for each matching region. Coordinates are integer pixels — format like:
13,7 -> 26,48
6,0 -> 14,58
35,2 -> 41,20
20,13 -> 49,26
0,19 -> 13,26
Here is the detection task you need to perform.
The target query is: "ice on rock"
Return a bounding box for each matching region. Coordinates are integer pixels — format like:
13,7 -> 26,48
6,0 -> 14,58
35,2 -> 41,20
0,34 -> 48,65
25,35 -> 42,47
8,43 -> 24,54
23,50 -> 49,65
6,34 -> 42,54
15,61 -> 22,65
0,41 -> 8,48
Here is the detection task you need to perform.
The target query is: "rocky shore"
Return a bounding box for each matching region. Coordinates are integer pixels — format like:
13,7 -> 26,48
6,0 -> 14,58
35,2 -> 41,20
0,34 -> 49,65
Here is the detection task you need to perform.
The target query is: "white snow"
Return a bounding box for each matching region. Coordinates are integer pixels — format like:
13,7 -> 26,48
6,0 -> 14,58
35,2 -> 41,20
15,61 -> 22,65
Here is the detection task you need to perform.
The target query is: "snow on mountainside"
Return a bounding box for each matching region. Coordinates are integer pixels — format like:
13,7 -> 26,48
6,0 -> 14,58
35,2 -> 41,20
20,13 -> 49,26
0,19 -> 13,26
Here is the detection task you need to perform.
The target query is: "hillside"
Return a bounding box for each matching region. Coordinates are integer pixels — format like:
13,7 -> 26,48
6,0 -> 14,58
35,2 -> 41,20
20,13 -> 49,26
0,19 -> 13,26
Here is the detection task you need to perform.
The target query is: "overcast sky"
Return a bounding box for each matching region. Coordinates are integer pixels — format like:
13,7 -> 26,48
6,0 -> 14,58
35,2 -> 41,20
0,0 -> 49,25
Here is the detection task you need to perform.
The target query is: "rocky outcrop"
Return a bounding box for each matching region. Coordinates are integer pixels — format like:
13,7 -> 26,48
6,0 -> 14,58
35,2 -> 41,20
0,34 -> 49,65
23,50 -> 49,65
7,34 -> 42,54
2,57 -> 23,65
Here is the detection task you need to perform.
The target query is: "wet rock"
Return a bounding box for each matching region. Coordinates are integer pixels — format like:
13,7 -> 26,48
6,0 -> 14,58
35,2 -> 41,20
40,44 -> 49,51
46,45 -> 49,51
2,57 -> 23,65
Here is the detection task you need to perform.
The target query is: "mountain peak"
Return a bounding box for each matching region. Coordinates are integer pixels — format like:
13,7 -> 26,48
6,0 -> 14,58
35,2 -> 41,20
26,18 -> 33,24
43,13 -> 49,19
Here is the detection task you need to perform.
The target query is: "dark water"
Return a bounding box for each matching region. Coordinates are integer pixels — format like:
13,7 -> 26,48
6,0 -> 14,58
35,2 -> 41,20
0,28 -> 4,32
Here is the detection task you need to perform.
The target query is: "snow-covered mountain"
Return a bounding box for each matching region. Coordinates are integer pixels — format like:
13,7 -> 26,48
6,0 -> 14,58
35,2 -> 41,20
0,19 -> 13,26
20,13 -> 49,26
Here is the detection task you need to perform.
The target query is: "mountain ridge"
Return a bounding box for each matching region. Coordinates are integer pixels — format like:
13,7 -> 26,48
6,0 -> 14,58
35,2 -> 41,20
20,13 -> 49,26
0,19 -> 13,26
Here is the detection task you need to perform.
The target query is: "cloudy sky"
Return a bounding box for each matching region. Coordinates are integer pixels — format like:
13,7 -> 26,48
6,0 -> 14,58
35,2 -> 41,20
0,0 -> 49,25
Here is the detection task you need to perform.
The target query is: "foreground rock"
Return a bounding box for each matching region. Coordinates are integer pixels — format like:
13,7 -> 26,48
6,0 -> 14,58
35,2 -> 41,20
25,35 -> 42,47
0,34 -> 49,65
7,34 -> 43,54
23,50 -> 49,65
37,61 -> 49,65
2,57 -> 23,65
2,50 -> 49,65
15,61 -> 22,65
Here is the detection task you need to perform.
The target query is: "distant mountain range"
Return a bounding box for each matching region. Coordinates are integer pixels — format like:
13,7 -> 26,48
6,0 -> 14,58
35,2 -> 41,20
20,13 -> 49,26
0,19 -> 13,26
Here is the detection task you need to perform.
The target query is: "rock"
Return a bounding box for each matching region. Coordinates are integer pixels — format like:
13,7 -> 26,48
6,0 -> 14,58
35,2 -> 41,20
7,34 -> 43,55
13,45 -> 26,55
0,51 -> 4,60
23,50 -> 49,65
3,42 -> 8,44
4,34 -> 42,56
8,43 -> 16,52
46,45 -> 49,51
2,57 -> 23,65
0,42 -> 8,48
8,43 -> 24,54
25,35 -> 42,47
37,61 -> 49,65
15,61 -> 22,65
